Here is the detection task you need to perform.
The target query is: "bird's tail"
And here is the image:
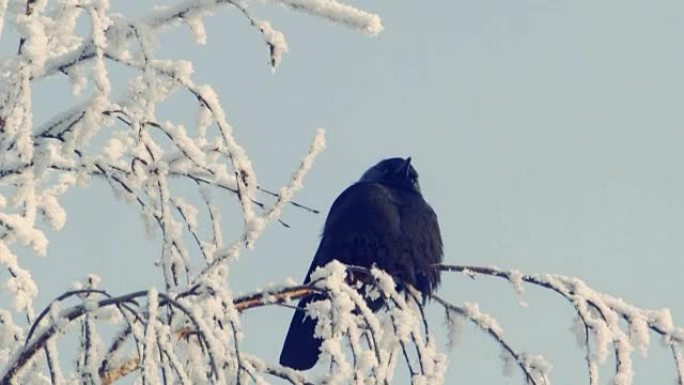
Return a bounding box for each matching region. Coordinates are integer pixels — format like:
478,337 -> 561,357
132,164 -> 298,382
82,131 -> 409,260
279,295 -> 324,370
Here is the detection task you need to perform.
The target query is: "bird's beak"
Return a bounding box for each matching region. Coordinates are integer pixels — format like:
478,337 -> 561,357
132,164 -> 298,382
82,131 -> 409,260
402,157 -> 412,177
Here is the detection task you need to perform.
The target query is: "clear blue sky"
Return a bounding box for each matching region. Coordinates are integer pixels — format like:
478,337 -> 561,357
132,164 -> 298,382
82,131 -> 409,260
20,0 -> 684,383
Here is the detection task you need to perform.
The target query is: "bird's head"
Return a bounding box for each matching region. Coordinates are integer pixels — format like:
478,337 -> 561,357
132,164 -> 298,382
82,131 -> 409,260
359,157 -> 421,193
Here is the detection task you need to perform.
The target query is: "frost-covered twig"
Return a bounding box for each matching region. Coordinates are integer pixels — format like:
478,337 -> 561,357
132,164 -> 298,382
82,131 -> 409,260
433,294 -> 549,385
36,275 -> 367,383
272,0 -> 383,35
25,288 -> 113,344
439,264 -> 684,385
2,290 -> 146,384
3,287 -> 232,384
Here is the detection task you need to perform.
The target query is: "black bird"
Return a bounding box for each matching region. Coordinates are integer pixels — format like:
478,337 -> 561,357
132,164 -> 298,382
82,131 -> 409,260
279,157 -> 443,370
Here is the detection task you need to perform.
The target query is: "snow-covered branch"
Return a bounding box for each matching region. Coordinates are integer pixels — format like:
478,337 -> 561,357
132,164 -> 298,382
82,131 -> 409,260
1,0 -> 382,383
439,264 -> 684,385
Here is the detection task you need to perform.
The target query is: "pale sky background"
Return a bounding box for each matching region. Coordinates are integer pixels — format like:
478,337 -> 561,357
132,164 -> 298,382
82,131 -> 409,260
12,0 -> 684,384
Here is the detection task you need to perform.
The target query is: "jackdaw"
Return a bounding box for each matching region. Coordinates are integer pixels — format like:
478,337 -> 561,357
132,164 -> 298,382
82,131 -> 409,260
279,157 -> 443,370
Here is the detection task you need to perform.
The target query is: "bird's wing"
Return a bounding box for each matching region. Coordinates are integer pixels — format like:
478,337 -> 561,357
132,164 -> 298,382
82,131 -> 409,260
303,182 -> 402,280
280,183 -> 401,370
397,199 -> 443,295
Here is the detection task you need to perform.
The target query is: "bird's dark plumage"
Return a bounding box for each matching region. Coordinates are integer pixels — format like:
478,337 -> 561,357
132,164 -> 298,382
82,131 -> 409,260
279,157 -> 443,370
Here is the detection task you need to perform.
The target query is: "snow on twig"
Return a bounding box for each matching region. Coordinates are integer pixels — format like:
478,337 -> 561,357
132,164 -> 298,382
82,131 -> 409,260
272,0 -> 383,35
439,264 -> 684,385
